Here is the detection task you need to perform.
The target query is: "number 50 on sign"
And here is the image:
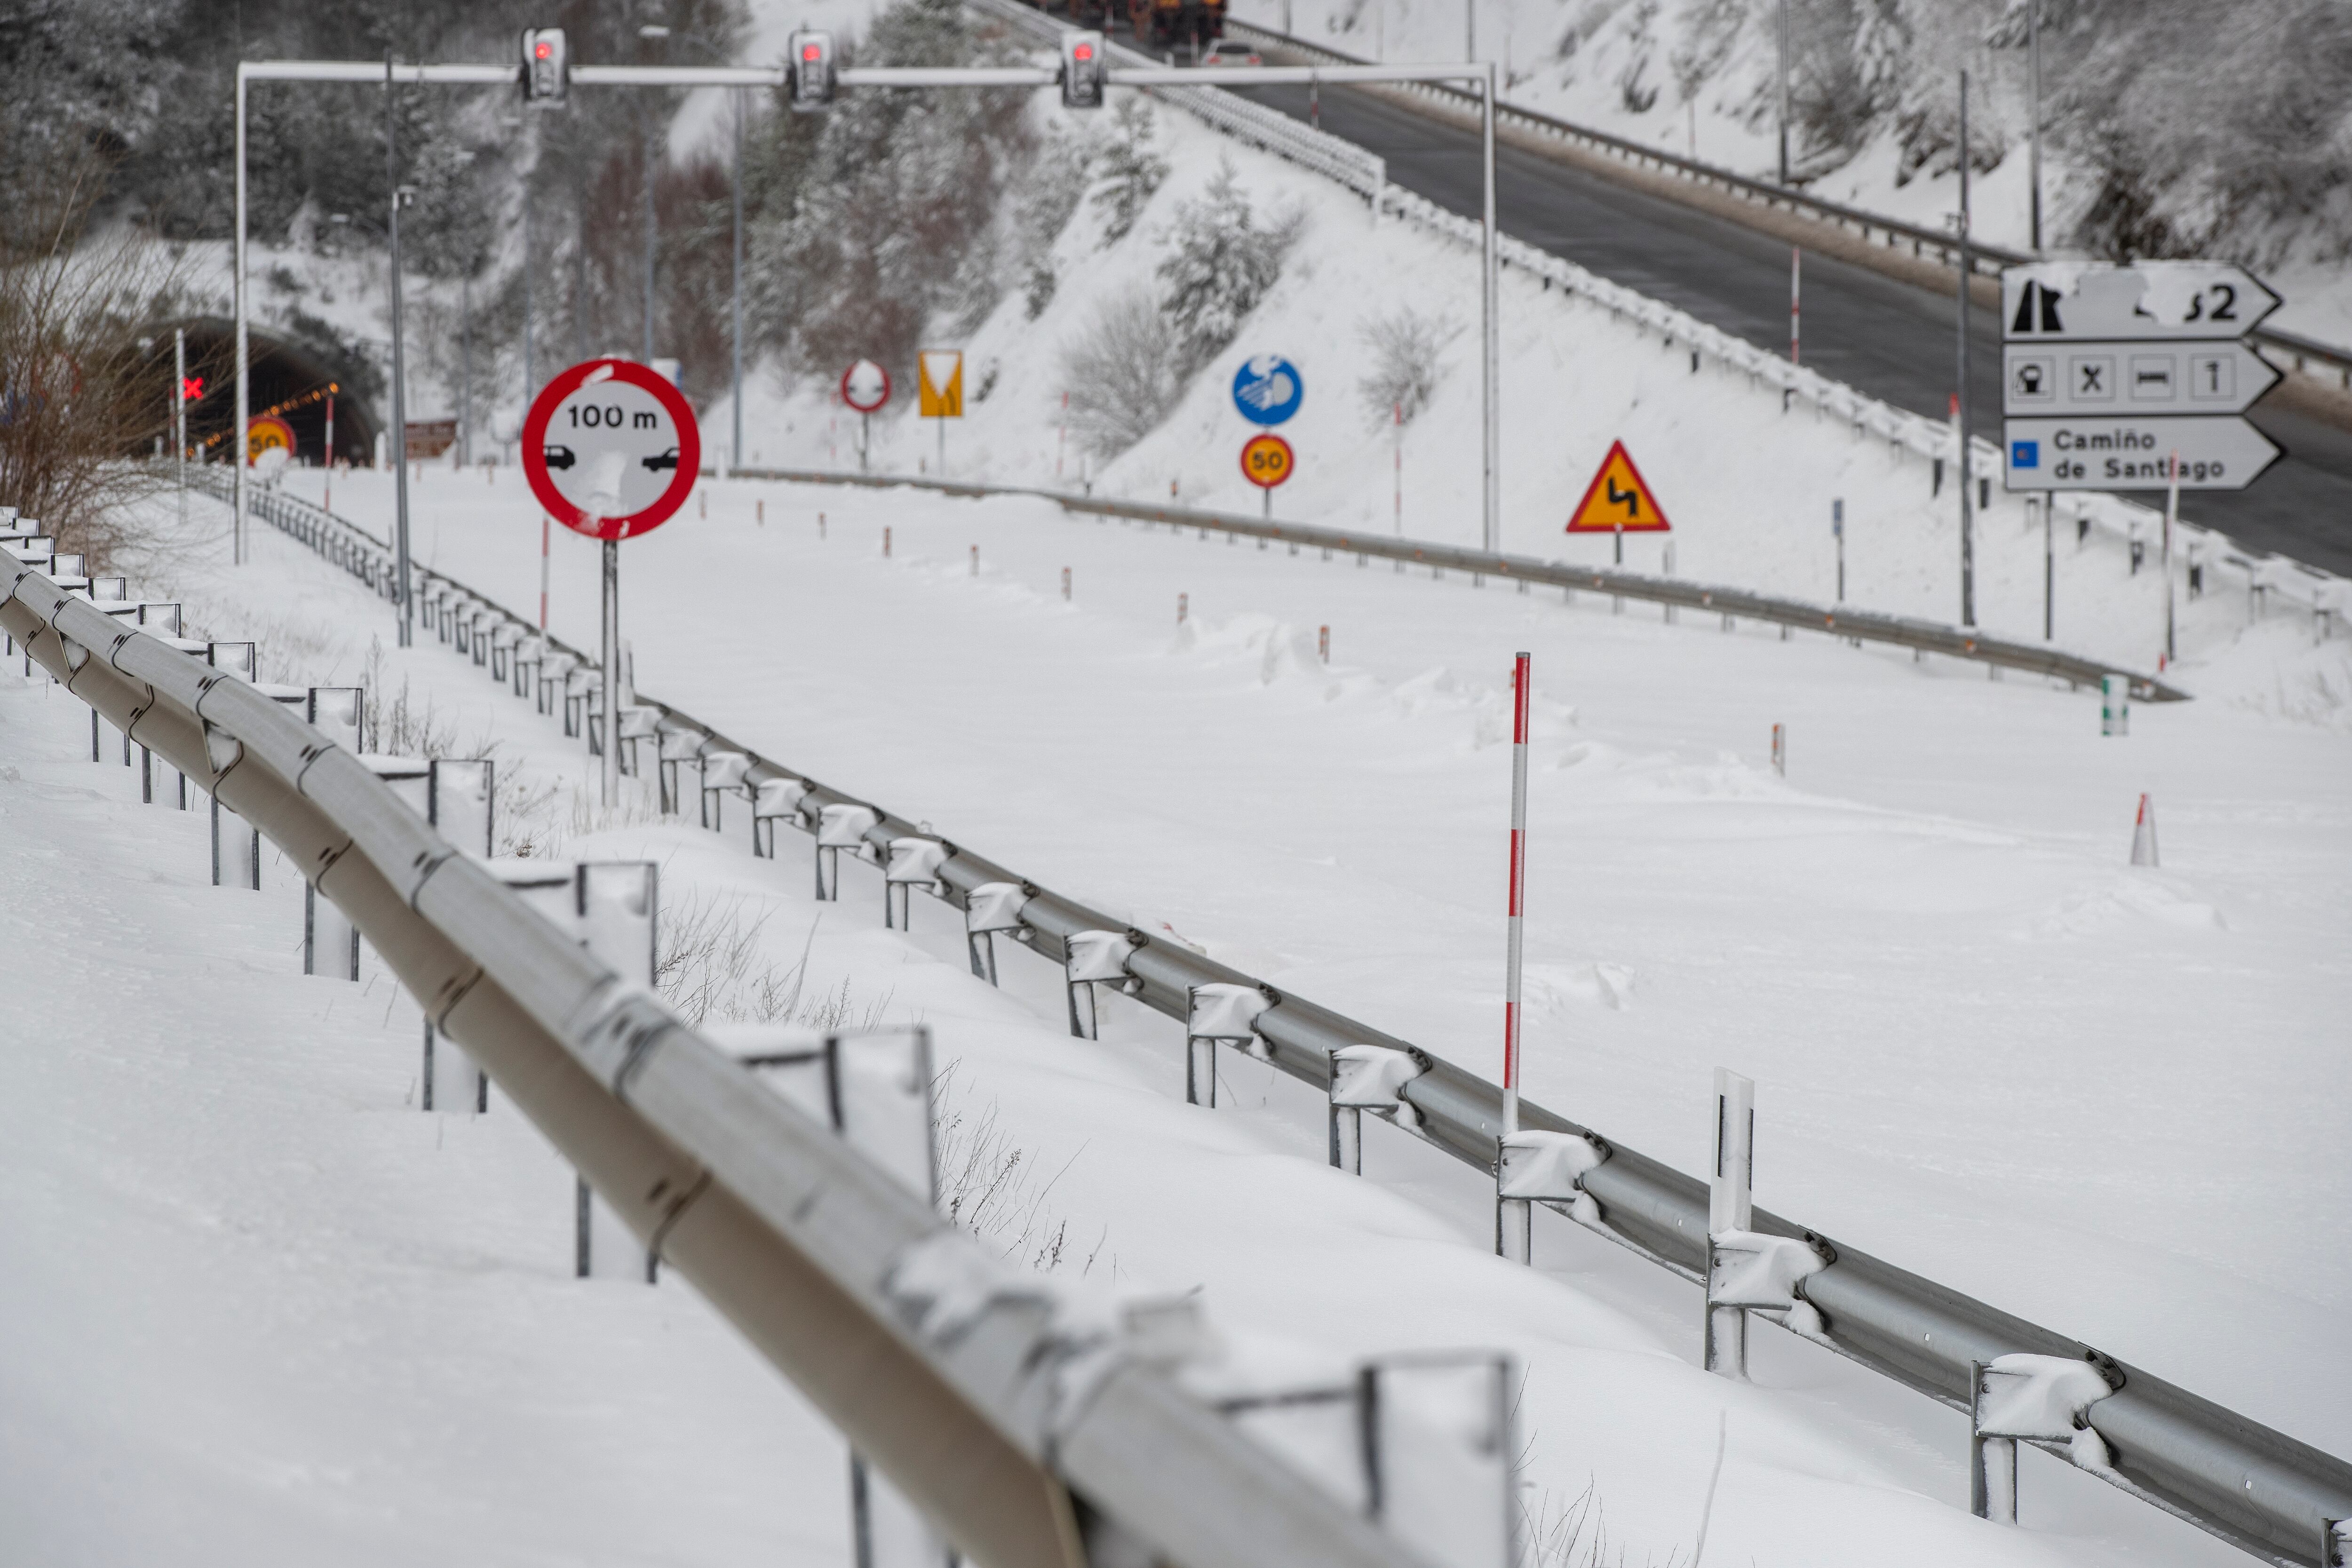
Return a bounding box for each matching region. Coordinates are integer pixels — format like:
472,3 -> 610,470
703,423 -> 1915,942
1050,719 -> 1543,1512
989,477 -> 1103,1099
1241,432 -> 1294,488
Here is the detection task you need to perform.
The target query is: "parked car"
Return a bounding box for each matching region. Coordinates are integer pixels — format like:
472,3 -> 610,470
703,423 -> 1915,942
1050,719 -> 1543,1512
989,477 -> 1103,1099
1199,38 -> 1260,65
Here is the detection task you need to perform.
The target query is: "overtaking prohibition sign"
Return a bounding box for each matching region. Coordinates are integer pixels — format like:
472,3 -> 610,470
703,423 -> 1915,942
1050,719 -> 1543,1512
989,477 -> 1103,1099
524,358 -> 701,540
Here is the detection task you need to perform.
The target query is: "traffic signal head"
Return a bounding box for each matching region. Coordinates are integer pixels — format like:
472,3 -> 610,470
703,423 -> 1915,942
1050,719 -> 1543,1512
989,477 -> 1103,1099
788,31 -> 836,111
1060,32 -> 1107,109
522,28 -> 568,105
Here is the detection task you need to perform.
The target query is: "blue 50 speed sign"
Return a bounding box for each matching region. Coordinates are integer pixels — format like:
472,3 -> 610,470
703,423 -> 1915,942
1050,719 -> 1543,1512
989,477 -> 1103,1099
1232,355 -> 1303,426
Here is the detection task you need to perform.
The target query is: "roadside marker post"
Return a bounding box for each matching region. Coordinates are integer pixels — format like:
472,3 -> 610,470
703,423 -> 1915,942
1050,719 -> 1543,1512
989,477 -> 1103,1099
2131,794 -> 2160,868
1771,723 -> 1785,777
522,358 -> 700,809
1498,651 -> 1533,1264
2102,674 -> 2129,737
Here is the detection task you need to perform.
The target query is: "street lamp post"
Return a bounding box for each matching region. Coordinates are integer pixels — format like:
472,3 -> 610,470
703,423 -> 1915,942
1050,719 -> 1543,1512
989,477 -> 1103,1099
385,60 -> 414,647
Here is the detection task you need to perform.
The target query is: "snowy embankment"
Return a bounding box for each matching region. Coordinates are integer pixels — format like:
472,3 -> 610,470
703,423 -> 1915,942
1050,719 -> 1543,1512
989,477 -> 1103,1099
701,76 -> 2308,681
1219,0 -> 2352,353
0,491 -> 2218,1567
237,455 -> 2350,1558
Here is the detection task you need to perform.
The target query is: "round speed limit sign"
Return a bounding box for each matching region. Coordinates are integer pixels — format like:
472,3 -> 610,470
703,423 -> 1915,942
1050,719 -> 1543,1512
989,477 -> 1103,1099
523,358 -> 702,540
1240,432 -> 1295,489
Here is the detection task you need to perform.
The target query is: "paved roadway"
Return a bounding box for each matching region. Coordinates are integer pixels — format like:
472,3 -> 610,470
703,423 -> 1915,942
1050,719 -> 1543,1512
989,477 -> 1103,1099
1231,80 -> 2352,576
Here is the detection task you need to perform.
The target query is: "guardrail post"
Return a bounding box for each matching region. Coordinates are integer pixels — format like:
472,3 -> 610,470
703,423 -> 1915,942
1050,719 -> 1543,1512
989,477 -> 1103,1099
657,724 -> 704,813
300,687 -> 368,981
1185,983 -> 1271,1109
421,758 -> 496,1114
700,750 -> 751,832
1326,1046 -> 1428,1173
963,881 -> 1032,982
575,860 -> 660,1282
883,836 -> 949,930
816,803 -> 881,902
753,776 -> 813,859
1703,1067 -> 1755,1378
1968,1361 -> 2018,1524
207,642 -> 263,889
1062,929 -> 1140,1041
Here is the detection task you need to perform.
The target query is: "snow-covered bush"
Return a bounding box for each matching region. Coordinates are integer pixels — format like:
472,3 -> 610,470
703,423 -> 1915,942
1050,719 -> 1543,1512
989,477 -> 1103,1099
1356,305 -> 1463,428
1155,158 -> 1303,374
1089,99 -> 1170,247
1059,285 -> 1186,458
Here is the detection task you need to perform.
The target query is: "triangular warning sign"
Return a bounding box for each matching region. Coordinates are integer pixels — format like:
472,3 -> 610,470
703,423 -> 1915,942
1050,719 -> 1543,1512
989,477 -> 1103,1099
1565,440 -> 1670,533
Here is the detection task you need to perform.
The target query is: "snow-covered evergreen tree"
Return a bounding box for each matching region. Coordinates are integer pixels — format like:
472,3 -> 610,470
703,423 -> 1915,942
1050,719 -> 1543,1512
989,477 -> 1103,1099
1155,159 -> 1302,373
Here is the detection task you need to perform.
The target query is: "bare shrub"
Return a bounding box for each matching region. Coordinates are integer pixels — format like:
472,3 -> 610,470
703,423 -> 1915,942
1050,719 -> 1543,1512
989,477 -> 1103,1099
654,896 -> 894,1030
1060,286 -> 1186,459
0,135 -> 190,568
1356,305 -> 1463,428
933,1075 -> 1111,1278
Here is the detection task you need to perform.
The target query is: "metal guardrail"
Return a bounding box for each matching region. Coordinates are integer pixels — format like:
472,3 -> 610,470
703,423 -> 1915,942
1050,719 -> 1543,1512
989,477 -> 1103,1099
724,464 -> 2189,700
210,471 -> 2349,1566
1,521 -> 1431,1568
1219,16 -> 2352,391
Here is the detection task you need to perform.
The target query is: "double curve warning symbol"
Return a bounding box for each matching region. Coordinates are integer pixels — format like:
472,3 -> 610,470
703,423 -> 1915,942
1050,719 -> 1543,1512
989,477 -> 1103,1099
1565,439 -> 1671,533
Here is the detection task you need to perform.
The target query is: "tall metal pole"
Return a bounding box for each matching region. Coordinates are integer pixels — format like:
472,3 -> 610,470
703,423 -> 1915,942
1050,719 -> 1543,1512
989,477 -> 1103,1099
232,68 -> 248,565
643,121 -> 657,364
1480,63 -> 1500,553
601,540 -> 620,808
2028,0 -> 2043,254
2163,452 -> 2178,665
731,88 -> 745,477
1497,649 -> 1531,1264
1776,0 -> 1790,185
174,329 -> 188,531
388,59 -> 414,647
1465,0 -> 1475,63
460,275 -> 473,467
1955,70 -> 1975,629
523,133 -> 536,411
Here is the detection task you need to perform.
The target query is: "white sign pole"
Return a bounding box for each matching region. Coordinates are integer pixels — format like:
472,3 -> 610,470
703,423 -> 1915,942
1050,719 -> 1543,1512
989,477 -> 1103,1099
602,538 -> 620,810
2164,451 -> 2179,666
1480,63 -> 1501,554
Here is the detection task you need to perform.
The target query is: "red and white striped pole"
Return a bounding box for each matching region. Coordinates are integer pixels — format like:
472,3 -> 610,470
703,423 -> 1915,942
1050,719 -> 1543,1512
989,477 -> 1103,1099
1499,650 -> 1533,1263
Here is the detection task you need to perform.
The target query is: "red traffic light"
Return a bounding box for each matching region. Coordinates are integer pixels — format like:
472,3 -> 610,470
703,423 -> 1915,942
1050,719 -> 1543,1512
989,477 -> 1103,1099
802,41 -> 821,60
1073,41 -> 1093,60
534,40 -> 552,58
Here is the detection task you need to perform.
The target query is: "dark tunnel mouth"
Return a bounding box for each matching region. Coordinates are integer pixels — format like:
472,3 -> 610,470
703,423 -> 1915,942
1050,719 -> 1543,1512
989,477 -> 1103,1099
141,317 -> 383,467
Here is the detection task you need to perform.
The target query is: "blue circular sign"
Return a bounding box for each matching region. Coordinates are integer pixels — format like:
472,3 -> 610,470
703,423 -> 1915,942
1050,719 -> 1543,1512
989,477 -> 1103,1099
1231,355 -> 1303,426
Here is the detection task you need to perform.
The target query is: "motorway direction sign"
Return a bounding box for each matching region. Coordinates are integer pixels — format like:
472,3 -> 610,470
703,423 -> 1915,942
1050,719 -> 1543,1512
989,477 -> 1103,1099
523,358 -> 700,540
1232,355 -> 1303,426
841,359 -> 890,413
2002,339 -> 2280,418
2002,260 -> 2285,493
918,351 -> 962,418
2002,415 -> 2282,493
1565,440 -> 1670,532
1240,432 -> 1295,488
2002,262 -> 2280,344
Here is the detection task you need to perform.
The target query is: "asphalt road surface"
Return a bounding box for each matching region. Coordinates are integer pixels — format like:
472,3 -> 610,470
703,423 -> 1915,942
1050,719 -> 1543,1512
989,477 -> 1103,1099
1232,80 -> 2352,576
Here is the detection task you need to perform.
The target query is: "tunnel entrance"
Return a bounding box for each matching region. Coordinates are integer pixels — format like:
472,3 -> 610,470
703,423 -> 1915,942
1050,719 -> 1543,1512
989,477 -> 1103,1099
137,318 -> 382,468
